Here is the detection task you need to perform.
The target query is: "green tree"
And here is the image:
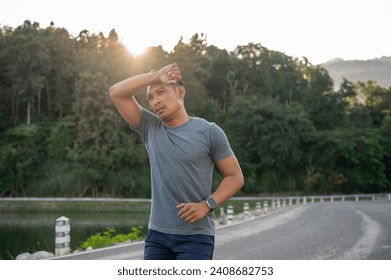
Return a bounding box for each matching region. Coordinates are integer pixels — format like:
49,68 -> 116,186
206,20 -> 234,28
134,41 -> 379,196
1,21 -> 51,125
224,95 -> 314,194
48,115 -> 77,160
299,64 -> 343,130
169,33 -> 209,116
68,71 -> 149,197
69,71 -> 119,196
231,43 -> 306,105
301,90 -> 348,130
0,124 -> 48,196
304,128 -> 387,194
203,45 -> 233,116
355,80 -> 391,126
43,23 -> 76,118
338,79 -> 373,128
379,115 -> 391,186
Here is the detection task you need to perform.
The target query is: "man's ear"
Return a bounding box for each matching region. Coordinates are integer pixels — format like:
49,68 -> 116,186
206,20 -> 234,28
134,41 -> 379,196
177,86 -> 186,100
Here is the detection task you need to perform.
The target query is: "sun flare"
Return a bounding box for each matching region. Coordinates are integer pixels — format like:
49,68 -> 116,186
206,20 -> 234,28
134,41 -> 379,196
122,39 -> 148,57
121,33 -> 180,57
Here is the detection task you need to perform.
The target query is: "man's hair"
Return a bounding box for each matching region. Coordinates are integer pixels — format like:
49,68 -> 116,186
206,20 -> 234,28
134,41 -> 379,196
173,79 -> 185,89
146,79 -> 185,95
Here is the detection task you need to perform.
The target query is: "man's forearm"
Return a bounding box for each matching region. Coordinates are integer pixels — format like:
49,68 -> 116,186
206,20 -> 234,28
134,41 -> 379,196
211,174 -> 244,206
109,72 -> 157,98
109,63 -> 181,98
212,155 -> 244,206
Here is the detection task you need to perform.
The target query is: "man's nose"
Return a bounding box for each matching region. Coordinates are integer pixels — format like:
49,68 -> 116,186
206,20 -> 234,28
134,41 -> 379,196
153,97 -> 161,106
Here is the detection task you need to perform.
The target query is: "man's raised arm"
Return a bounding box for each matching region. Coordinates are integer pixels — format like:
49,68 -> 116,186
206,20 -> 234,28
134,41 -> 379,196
109,63 -> 181,127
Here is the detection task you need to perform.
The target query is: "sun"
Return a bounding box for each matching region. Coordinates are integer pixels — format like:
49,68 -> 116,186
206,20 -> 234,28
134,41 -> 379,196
122,38 -> 148,57
121,33 -> 179,57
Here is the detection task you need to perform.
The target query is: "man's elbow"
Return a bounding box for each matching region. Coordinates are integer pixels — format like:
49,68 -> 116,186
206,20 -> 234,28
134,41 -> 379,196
109,85 -> 125,106
236,172 -> 245,190
109,85 -> 118,100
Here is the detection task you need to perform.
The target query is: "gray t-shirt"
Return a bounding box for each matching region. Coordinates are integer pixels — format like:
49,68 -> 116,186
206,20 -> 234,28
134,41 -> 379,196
133,108 -> 234,236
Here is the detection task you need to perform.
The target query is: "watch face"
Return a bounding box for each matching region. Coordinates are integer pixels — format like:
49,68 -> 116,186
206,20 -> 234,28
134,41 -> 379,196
207,198 -> 217,209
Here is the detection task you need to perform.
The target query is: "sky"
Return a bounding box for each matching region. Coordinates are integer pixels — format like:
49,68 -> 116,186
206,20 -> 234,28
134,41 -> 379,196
1,0 -> 390,64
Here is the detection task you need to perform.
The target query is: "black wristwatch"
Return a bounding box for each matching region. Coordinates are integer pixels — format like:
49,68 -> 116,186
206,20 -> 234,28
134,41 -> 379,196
205,197 -> 217,211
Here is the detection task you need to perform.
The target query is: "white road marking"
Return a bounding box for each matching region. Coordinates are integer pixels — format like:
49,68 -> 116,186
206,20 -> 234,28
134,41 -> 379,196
338,210 -> 382,259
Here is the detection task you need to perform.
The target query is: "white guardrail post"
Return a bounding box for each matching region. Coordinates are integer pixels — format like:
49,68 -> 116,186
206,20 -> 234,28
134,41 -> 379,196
219,207 -> 227,225
271,200 -> 276,210
243,202 -> 251,219
255,201 -> 262,216
263,200 -> 268,214
55,216 -> 70,256
227,205 -> 234,224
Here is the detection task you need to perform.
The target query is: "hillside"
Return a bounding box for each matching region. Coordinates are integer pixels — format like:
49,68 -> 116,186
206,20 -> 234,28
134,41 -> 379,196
321,56 -> 391,89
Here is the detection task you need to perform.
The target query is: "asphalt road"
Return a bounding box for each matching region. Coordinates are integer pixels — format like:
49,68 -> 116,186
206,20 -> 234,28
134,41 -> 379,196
52,200 -> 391,260
214,200 -> 391,259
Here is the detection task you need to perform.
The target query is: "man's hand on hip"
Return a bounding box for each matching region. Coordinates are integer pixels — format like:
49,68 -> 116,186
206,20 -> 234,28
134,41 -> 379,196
176,201 -> 211,224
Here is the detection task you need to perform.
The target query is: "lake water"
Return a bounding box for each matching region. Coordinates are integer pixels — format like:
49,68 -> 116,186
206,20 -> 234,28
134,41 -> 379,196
0,211 -> 149,260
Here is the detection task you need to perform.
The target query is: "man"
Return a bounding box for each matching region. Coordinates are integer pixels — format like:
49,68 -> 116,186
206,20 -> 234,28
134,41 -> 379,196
109,63 -> 244,260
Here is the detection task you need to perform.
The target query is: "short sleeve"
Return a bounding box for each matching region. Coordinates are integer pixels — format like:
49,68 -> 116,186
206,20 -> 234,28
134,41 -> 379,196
132,108 -> 161,142
209,124 -> 234,161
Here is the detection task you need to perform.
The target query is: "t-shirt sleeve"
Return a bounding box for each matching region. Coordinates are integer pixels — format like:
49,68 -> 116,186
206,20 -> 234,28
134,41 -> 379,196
209,123 -> 234,161
132,108 -> 159,142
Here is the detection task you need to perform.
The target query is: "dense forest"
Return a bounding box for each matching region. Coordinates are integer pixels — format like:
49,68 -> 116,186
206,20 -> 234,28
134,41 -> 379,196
1,20 -> 390,197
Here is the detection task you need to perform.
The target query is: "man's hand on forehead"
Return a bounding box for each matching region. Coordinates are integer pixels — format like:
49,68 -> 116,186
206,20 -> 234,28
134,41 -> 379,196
164,63 -> 182,84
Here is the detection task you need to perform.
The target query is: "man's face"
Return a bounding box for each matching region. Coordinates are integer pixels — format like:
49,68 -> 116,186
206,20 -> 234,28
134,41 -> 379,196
146,83 -> 183,121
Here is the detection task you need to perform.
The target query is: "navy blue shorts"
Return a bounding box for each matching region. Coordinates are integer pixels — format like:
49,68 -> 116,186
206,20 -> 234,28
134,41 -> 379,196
144,229 -> 215,260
